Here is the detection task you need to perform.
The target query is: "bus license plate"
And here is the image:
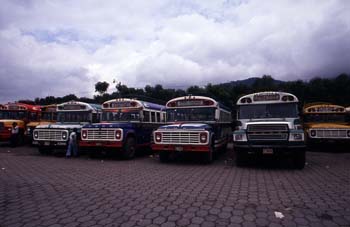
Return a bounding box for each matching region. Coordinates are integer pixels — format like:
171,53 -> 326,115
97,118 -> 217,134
44,142 -> 50,146
175,146 -> 183,152
96,142 -> 102,146
263,148 -> 273,154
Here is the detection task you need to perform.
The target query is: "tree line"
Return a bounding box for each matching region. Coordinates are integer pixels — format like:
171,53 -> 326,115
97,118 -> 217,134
20,73 -> 350,109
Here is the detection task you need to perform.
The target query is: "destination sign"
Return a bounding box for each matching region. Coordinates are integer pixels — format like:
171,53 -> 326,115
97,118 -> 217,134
60,104 -> 85,110
176,100 -> 204,107
44,107 -> 57,112
253,93 -> 280,102
8,105 -> 20,110
308,106 -> 344,113
110,102 -> 136,108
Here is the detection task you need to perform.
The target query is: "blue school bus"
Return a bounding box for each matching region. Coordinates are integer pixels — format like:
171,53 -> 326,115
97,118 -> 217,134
79,98 -> 165,159
152,95 -> 232,163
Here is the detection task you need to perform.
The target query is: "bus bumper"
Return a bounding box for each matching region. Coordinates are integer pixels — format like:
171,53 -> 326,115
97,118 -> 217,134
152,144 -> 210,152
36,141 -> 68,148
0,132 -> 11,142
233,142 -> 306,155
79,141 -> 123,148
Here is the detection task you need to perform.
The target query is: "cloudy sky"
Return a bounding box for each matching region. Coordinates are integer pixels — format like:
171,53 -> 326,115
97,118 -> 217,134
0,0 -> 349,103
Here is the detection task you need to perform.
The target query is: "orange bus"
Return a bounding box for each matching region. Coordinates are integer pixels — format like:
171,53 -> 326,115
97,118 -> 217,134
27,104 -> 57,145
0,103 -> 41,145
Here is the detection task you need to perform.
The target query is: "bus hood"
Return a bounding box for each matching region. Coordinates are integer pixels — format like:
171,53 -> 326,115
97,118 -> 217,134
158,123 -> 212,130
82,122 -> 133,129
36,123 -> 85,129
244,121 -> 293,129
0,119 -> 25,128
307,123 -> 350,129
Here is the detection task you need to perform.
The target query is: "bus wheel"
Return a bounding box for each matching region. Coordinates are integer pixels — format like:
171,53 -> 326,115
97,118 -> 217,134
122,137 -> 136,160
293,150 -> 306,169
159,151 -> 170,163
38,147 -> 50,155
203,145 -> 213,164
235,149 -> 246,167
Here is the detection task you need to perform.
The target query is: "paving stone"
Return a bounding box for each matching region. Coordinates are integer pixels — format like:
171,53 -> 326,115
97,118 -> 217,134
1,146 -> 349,227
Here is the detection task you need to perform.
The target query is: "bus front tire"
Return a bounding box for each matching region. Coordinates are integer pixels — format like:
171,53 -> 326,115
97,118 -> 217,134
203,146 -> 213,164
122,137 -> 136,160
235,149 -> 247,167
293,150 -> 306,169
159,151 -> 170,163
38,147 -> 50,155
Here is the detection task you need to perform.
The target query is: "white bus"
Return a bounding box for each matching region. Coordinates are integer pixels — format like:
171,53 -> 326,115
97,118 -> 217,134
232,91 -> 306,169
33,101 -> 101,154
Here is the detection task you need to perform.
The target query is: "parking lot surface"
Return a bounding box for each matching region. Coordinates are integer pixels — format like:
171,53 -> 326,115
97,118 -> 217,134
0,146 -> 350,227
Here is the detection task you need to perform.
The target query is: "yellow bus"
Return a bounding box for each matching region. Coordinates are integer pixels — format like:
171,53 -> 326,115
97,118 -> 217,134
303,103 -> 350,145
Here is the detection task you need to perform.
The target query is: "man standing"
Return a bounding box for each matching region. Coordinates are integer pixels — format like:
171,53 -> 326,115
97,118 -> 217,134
66,128 -> 78,157
10,122 -> 19,147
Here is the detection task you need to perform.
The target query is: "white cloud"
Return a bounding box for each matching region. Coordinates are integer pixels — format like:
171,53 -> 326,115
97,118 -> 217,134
0,0 -> 349,102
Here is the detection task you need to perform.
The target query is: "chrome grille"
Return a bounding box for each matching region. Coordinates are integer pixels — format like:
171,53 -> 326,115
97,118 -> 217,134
315,129 -> 348,138
35,129 -> 67,141
247,124 -> 289,141
160,131 -> 200,144
247,124 -> 288,132
83,129 -> 117,141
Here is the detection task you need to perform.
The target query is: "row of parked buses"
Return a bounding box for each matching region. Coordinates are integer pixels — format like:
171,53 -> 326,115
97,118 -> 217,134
1,92 -> 350,169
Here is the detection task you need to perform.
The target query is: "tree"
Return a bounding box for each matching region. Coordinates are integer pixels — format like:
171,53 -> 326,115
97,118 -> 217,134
95,81 -> 110,95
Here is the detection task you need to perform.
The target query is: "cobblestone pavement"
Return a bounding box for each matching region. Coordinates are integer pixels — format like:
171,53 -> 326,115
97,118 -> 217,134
0,145 -> 350,227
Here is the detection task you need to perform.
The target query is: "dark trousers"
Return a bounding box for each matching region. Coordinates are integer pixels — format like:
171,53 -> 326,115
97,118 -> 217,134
10,134 -> 18,147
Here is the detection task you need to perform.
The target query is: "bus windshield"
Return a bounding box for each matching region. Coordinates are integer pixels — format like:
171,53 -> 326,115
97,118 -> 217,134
102,111 -> 140,122
57,111 -> 91,123
238,103 -> 298,119
166,108 -> 216,122
41,112 -> 57,121
303,114 -> 346,123
0,111 -> 27,120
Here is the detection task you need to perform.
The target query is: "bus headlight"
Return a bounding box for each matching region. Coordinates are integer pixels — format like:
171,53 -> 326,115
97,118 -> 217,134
200,132 -> 208,144
155,132 -> 162,143
33,131 -> 38,139
62,131 -> 68,140
290,133 -> 304,141
81,130 -> 87,139
310,130 -> 316,137
115,129 -> 122,140
233,132 -> 247,142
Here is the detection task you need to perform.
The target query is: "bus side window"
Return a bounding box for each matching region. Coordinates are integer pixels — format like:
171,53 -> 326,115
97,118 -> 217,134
156,112 -> 160,123
151,112 -> 156,122
143,111 -> 150,122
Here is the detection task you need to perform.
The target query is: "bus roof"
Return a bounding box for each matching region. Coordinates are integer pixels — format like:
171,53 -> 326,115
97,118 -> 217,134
303,104 -> 346,114
166,95 -> 230,111
41,104 -> 57,111
237,91 -> 298,105
57,101 -> 101,112
102,98 -> 164,111
1,103 -> 41,112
